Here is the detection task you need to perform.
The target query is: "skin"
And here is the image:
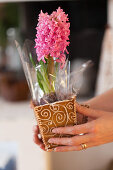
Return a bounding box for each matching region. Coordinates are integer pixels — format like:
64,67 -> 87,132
33,88 -> 113,152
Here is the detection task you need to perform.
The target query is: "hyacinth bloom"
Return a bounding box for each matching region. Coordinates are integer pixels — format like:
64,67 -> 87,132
35,7 -> 70,67
31,7 -> 71,95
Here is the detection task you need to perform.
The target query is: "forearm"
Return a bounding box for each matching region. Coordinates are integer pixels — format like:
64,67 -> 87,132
85,88 -> 113,112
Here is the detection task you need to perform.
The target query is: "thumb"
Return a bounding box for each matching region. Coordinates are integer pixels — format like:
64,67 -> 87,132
76,103 -> 103,118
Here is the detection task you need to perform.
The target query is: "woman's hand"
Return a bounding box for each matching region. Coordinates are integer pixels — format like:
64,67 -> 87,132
48,104 -> 113,152
31,100 -> 46,151
33,125 -> 46,151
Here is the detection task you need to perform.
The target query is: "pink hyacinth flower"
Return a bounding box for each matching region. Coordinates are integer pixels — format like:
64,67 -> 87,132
35,7 -> 70,67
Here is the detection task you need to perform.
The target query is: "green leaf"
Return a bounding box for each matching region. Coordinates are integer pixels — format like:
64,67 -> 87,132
37,73 -> 44,92
37,70 -> 50,94
41,80 -> 50,94
29,53 -> 50,94
29,53 -> 36,68
39,60 -> 47,74
39,60 -> 51,91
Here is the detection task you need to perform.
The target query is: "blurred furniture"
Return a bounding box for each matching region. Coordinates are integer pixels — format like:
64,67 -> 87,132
0,70 -> 29,101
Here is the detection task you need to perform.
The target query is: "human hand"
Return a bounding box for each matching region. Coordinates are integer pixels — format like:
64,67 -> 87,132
48,103 -> 113,152
33,125 -> 46,151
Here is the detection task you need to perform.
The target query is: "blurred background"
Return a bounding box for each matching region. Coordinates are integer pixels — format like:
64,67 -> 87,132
1,0 -> 113,170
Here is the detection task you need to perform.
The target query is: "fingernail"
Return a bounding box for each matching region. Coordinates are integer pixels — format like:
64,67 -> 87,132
52,129 -> 57,133
54,148 -> 59,152
54,148 -> 57,152
48,139 -> 53,143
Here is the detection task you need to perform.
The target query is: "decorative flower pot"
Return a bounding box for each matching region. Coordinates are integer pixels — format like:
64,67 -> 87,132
34,97 -> 76,151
